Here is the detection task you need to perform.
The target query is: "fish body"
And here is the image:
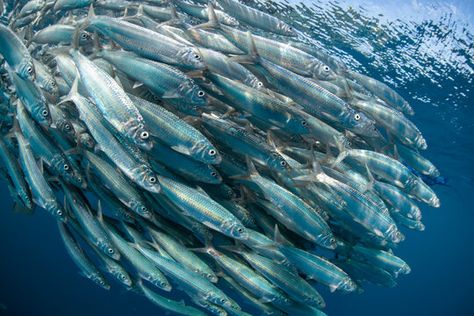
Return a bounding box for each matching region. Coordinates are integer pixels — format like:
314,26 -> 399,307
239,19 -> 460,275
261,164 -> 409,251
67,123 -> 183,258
151,141 -> 222,184
87,16 -> 205,70
64,83 -> 160,193
157,175 -> 248,240
62,182 -> 120,260
58,222 -> 110,290
238,250 -> 325,308
98,50 -> 207,114
129,94 -> 220,164
71,50 -> 152,150
0,23 -> 35,80
0,136 -> 33,209
217,0 -> 295,36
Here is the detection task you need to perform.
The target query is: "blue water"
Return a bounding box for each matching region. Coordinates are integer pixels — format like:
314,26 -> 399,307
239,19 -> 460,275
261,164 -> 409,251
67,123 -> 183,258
1,0 -> 473,315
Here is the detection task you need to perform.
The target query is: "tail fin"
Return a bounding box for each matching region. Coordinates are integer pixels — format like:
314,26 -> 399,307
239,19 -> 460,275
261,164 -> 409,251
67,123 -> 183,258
192,2 -> 220,30
229,31 -> 260,65
72,5 -> 95,50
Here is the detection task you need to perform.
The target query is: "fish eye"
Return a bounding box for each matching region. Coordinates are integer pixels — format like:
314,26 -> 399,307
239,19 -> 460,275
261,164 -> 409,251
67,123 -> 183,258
41,109 -> 49,117
56,210 -> 63,216
211,171 -> 217,177
280,160 -> 287,166
197,90 -> 205,97
208,149 -> 216,156
160,281 -> 166,287
141,206 -> 147,211
140,131 -> 149,140
63,164 -> 70,171
354,113 -> 361,121
220,298 -> 226,303
149,176 -> 157,183
65,124 -> 71,130
237,227 -> 244,233
107,248 -> 114,254
193,53 -> 201,60
323,65 -> 330,72
27,66 -> 33,74
301,120 -> 307,126
257,81 -> 263,87
81,33 -> 87,39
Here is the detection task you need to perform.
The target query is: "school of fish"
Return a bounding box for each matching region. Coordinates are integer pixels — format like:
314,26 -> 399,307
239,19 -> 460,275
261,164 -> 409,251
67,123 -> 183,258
0,0 -> 442,315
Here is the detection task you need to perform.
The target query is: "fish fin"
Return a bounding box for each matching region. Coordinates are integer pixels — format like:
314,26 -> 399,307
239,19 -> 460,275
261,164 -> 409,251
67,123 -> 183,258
13,201 -> 34,215
220,108 -> 236,119
228,31 -> 260,65
96,200 -> 105,226
229,156 -> 258,180
219,244 -> 244,255
170,144 -> 192,156
37,158 -> 44,173
273,224 -> 288,246
161,89 -> 181,99
266,130 -> 282,152
361,163 -> 375,192
87,3 -> 96,18
329,284 -> 338,293
392,144 -> 400,160
192,2 -> 220,30
185,69 -> 206,79
72,5 -> 94,50
182,115 -> 201,126
293,150 -> 324,183
132,81 -> 144,89
331,140 -> 349,167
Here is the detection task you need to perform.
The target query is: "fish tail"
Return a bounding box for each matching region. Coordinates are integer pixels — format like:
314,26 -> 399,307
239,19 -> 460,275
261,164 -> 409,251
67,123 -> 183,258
192,2 -> 220,30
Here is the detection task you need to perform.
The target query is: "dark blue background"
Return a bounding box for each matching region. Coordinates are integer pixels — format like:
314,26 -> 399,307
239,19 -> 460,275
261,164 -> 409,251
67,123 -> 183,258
1,0 -> 474,315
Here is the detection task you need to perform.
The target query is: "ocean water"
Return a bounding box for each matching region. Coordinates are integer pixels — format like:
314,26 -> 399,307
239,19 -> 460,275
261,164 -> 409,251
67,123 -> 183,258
0,0 -> 473,315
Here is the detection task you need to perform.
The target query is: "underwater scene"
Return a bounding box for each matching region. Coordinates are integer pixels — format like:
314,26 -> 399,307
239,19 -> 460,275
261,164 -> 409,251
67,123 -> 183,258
0,0 -> 473,315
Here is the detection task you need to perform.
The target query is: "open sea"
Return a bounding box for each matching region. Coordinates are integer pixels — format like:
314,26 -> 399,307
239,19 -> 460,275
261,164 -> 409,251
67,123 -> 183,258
0,0 -> 473,315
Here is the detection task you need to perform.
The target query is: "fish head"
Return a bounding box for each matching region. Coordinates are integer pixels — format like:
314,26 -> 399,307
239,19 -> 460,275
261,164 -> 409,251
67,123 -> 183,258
399,263 -> 412,275
183,83 -> 208,107
32,103 -> 52,126
55,118 -> 76,139
78,31 -> 92,45
203,271 -> 218,283
46,202 -> 66,221
311,62 -> 337,81
207,293 -> 232,309
338,277 -> 357,292
268,151 -> 291,173
90,274 -> 111,290
78,132 -> 96,149
150,275 -> 171,291
44,78 -> 59,97
276,21 -> 297,37
192,141 -> 222,165
16,59 -> 36,81
111,269 -> 132,287
97,240 -> 120,260
178,47 -> 206,70
223,220 -> 248,240
387,227 -> 405,244
247,77 -> 265,90
287,113 -> 311,135
129,200 -> 153,219
414,134 -> 427,150
318,233 -> 337,249
343,108 -> 381,138
135,166 -> 161,194
130,125 -> 154,151
222,15 -> 239,27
